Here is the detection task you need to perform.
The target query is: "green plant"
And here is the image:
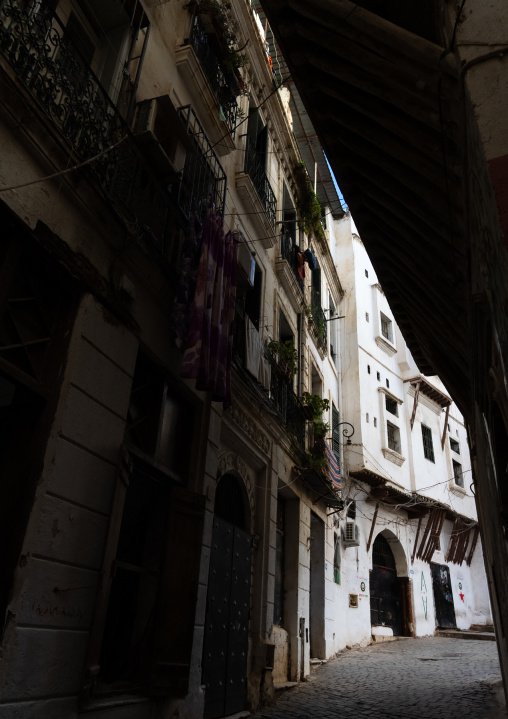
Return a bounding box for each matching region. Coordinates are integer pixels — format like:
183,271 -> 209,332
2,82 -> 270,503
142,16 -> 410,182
190,0 -> 248,78
293,162 -> 326,242
306,451 -> 328,475
267,339 -> 298,380
313,420 -> 330,439
300,392 -> 330,420
313,306 -> 326,342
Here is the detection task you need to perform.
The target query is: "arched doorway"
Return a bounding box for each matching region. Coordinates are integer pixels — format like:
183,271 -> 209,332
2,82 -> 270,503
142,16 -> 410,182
370,533 -> 407,636
202,474 -> 253,719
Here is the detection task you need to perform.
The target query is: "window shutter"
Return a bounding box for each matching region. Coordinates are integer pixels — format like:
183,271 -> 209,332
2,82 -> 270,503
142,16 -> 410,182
149,486 -> 206,696
332,403 -> 341,470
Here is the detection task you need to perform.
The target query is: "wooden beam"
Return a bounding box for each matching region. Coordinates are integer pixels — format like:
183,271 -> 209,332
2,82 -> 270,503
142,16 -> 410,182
411,516 -> 422,564
366,503 -> 379,553
441,404 -> 451,449
466,526 -> 480,567
416,508 -> 435,560
410,382 -> 421,431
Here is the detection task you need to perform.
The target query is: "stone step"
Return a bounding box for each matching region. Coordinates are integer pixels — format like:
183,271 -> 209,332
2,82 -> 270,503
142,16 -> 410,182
436,629 -> 496,641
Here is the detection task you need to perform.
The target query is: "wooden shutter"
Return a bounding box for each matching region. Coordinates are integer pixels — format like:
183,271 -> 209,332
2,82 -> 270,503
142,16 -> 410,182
331,403 -> 341,469
149,486 -> 206,695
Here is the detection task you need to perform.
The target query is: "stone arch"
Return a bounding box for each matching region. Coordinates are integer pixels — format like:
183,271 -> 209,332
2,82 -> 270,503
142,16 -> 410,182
373,528 -> 409,578
215,451 -> 255,534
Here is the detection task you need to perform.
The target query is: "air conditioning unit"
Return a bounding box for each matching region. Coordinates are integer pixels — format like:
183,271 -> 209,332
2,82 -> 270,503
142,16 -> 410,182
342,521 -> 360,547
132,95 -> 193,181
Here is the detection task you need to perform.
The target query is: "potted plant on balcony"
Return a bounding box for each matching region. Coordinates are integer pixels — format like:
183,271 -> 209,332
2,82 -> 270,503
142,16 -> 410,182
267,339 -> 298,383
300,392 -> 330,421
293,162 -> 326,243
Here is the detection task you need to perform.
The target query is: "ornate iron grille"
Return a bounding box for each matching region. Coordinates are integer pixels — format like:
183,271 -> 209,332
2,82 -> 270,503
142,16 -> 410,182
177,105 -> 227,219
280,230 -> 304,293
189,16 -> 238,137
244,137 -> 276,229
0,0 -> 184,254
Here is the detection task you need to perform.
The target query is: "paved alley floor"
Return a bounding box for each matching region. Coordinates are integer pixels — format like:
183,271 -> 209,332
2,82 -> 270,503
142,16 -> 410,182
253,637 -> 504,719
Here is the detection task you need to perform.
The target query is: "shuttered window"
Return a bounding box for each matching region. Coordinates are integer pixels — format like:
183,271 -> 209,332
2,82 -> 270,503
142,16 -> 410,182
332,402 -> 341,470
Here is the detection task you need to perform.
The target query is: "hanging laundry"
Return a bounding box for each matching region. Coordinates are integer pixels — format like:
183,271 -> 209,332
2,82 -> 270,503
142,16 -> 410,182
303,248 -> 317,270
296,250 -> 305,280
245,315 -> 261,381
180,209 -> 238,406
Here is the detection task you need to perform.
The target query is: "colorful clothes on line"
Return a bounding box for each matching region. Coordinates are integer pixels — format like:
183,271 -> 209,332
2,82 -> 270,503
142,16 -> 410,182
180,209 -> 238,406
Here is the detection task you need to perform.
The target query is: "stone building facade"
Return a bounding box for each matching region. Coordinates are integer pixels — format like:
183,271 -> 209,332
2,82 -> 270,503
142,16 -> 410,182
0,0 -> 347,716
326,214 -> 491,651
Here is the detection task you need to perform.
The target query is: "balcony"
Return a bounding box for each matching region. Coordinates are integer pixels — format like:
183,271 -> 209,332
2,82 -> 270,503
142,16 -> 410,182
308,305 -> 328,355
233,307 -> 306,449
176,105 -> 227,220
236,138 -> 277,248
275,230 -> 305,312
0,0 -> 177,254
176,15 -> 241,157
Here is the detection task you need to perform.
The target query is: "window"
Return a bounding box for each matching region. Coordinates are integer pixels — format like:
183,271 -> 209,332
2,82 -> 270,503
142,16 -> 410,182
385,397 -> 398,416
333,533 -> 341,584
366,312 -> 369,322
366,413 -> 369,423
365,269 -> 369,277
386,378 -> 390,388
450,438 -> 460,454
380,313 -> 393,342
377,371 -> 380,381
368,365 -> 371,374
453,460 -> 464,488
422,424 -> 435,462
387,421 -> 401,453
374,417 -> 377,427
86,352 -> 205,698
331,403 -> 341,468
244,264 -> 263,330
347,500 -> 356,520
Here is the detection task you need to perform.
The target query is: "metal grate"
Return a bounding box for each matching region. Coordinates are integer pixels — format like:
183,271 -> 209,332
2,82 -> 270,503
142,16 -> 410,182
372,534 -> 396,570
177,105 -> 227,219
385,396 -> 398,416
387,421 -> 400,452
421,424 -> 435,462
244,137 -> 277,228
453,460 -> 464,487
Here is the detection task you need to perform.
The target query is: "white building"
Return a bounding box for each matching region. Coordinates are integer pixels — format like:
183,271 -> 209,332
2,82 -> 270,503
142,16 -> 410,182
322,214 -> 492,651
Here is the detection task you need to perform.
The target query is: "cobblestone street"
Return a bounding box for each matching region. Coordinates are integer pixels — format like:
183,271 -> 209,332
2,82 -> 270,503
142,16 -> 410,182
253,638 -> 503,719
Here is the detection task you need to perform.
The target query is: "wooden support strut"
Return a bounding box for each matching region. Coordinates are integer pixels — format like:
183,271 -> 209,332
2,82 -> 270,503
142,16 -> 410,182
441,403 -> 451,449
416,508 -> 435,560
411,516 -> 422,564
366,502 -> 379,553
466,526 -> 480,566
410,381 -> 421,430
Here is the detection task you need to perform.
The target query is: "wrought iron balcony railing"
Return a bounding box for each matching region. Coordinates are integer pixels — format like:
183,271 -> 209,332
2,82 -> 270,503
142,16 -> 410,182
177,105 -> 227,219
280,230 -> 304,294
188,15 -> 239,137
244,138 -> 277,229
233,307 -> 306,449
0,0 -> 179,251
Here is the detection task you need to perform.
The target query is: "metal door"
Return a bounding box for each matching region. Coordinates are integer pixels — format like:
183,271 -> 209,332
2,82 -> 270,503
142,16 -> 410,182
370,534 -> 403,636
202,517 -> 253,719
431,562 -> 457,629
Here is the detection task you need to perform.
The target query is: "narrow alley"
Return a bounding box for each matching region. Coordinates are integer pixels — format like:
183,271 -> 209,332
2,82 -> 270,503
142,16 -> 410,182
253,638 -> 503,719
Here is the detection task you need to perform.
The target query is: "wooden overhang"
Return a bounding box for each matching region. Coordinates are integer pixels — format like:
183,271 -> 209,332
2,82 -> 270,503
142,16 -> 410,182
404,376 -> 452,408
260,0 -> 472,418
349,467 -> 473,523
298,467 -> 344,509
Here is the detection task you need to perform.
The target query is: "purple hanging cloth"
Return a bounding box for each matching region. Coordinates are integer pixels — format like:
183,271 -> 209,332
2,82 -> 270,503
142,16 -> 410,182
180,209 -> 238,407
